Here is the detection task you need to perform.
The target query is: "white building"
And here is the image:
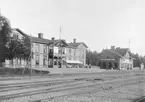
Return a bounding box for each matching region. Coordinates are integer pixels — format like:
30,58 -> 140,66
65,39 -> 88,67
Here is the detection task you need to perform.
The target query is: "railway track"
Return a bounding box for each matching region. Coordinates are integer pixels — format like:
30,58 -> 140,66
0,72 -> 145,102
134,96 -> 145,102
0,76 -> 145,101
0,72 -> 142,92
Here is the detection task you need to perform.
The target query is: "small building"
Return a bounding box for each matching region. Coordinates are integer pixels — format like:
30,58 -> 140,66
98,46 -> 134,70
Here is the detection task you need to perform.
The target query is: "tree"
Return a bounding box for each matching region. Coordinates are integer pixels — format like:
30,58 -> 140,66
0,12 -> 11,64
86,50 -> 100,66
5,35 -> 31,67
21,36 -> 31,61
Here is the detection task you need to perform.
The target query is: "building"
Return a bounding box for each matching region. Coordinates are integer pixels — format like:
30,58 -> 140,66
48,38 -> 69,68
30,33 -> 50,68
98,46 -> 134,70
65,38 -> 88,68
4,29 -> 88,69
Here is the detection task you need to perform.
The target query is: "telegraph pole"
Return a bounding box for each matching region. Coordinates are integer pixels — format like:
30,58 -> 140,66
128,38 -> 131,70
30,34 -> 32,76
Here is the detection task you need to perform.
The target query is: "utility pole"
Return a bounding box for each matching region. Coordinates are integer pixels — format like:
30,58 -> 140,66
29,34 -> 33,76
128,38 -> 131,70
59,26 -> 61,40
59,26 -> 62,68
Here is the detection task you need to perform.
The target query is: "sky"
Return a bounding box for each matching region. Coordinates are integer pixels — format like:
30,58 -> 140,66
0,0 -> 145,55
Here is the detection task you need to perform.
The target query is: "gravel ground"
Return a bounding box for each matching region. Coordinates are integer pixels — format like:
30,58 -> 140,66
43,82 -> 145,102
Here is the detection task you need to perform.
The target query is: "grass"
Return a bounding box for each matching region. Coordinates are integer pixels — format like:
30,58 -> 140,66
0,67 -> 50,77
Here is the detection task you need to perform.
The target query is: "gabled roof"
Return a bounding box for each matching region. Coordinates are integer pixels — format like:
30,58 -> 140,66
99,47 -> 130,60
11,28 -> 28,36
49,39 -> 69,47
11,28 -> 51,44
68,42 -> 88,48
99,50 -> 121,60
114,48 -> 129,56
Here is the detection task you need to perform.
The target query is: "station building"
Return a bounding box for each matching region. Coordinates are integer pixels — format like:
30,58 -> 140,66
98,46 -> 134,70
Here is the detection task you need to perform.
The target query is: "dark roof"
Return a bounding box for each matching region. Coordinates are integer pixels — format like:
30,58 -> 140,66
114,48 -> 129,56
99,48 -> 130,60
30,36 -> 51,44
49,39 -> 69,47
68,42 -> 88,48
11,28 -> 51,44
99,50 -> 121,60
12,28 -> 28,36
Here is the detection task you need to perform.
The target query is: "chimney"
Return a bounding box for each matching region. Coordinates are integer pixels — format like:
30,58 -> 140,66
38,33 -> 43,39
62,39 -> 66,42
111,46 -> 115,50
51,37 -> 55,40
116,47 -> 120,49
73,38 -> 76,43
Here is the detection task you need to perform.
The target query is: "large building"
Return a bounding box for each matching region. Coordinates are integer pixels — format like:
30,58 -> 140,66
98,46 -> 134,70
4,29 -> 88,68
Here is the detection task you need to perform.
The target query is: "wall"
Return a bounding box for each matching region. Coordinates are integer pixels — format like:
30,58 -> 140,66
31,42 -> 49,68
66,44 -> 87,66
78,44 -> 87,65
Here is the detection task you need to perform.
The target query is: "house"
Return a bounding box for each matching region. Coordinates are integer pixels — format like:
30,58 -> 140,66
30,33 -> 50,68
48,38 -> 69,68
65,38 -> 88,68
98,46 -> 134,70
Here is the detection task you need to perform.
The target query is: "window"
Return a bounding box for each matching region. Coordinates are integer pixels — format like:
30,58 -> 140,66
74,51 -> 76,57
54,60 -> 57,65
36,55 -> 39,65
44,45 -> 47,53
13,34 -> 18,39
62,48 -> 65,54
49,49 -> 53,53
43,55 -> 47,65
69,56 -> 71,60
35,44 -> 39,53
69,48 -> 71,54
58,48 -> 61,54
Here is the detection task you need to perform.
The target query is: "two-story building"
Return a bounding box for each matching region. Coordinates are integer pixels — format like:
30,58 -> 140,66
30,33 -> 50,68
48,38 -> 69,68
65,39 -> 88,68
3,29 -> 88,69
98,46 -> 134,70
